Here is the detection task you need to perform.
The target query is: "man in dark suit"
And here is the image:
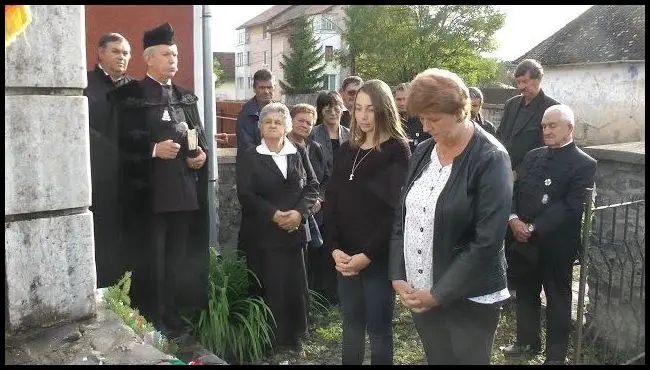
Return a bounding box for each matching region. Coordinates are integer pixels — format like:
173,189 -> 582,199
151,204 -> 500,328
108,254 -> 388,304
83,32 -> 133,288
235,68 -> 275,154
502,105 -> 597,365
496,59 -> 560,178
496,59 -> 560,289
108,23 -> 210,336
468,87 -> 496,136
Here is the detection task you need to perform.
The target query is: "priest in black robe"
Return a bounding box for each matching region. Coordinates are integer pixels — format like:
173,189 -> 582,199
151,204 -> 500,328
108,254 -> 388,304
108,23 -> 210,335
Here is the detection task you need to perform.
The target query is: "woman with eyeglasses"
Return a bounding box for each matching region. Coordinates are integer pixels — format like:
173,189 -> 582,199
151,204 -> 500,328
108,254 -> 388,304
308,90 -> 350,304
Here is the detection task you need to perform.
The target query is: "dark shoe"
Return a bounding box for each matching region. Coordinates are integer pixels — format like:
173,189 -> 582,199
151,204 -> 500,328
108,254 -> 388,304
502,343 -> 541,357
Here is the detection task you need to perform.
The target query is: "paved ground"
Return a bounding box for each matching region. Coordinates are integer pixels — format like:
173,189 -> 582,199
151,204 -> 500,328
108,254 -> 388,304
4,291 -> 225,365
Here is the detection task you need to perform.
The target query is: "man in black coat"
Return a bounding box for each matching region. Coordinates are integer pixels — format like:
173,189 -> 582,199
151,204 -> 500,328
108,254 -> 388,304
108,23 -> 210,335
468,87 -> 496,136
495,59 -> 560,288
502,105 -> 597,365
235,68 -> 275,154
83,32 -> 133,288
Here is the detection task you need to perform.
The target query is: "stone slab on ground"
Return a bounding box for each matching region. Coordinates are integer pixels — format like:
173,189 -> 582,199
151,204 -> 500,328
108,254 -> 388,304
5,293 -> 177,365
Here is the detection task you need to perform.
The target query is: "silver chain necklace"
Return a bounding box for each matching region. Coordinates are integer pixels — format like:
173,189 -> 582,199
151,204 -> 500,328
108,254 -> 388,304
349,147 -> 374,181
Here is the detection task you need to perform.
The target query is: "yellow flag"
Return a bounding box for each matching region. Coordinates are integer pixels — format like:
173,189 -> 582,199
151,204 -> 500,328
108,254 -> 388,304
5,5 -> 32,47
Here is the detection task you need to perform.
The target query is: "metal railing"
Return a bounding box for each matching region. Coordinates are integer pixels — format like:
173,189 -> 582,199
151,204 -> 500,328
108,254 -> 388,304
574,188 -> 645,364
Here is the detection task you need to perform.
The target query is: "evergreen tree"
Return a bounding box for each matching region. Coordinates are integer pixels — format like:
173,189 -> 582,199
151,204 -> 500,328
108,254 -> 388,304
279,16 -> 326,94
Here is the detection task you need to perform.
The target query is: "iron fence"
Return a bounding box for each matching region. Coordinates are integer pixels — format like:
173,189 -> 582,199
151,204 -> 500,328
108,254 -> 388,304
574,188 -> 645,365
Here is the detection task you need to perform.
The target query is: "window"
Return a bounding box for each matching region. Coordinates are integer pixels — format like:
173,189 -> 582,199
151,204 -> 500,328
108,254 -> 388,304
320,15 -> 334,31
248,77 -> 253,88
263,24 -> 270,39
236,52 -> 243,67
245,30 -> 250,45
246,51 -> 251,66
237,29 -> 246,45
323,74 -> 336,90
324,46 -> 334,61
237,77 -> 244,89
263,51 -> 268,65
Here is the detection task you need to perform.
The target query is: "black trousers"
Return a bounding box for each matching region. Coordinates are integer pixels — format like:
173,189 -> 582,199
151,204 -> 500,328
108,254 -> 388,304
337,261 -> 394,365
147,211 -> 192,326
515,254 -> 573,361
412,299 -> 502,364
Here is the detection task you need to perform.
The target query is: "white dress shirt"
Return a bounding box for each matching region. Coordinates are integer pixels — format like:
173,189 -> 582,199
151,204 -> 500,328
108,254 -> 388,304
404,145 -> 510,304
256,138 -> 297,179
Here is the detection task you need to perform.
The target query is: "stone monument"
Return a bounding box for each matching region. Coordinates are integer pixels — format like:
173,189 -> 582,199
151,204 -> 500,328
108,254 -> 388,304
5,5 -> 96,332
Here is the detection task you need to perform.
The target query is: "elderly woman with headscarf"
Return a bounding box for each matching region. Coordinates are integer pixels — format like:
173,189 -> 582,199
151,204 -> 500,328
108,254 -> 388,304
236,102 -> 320,349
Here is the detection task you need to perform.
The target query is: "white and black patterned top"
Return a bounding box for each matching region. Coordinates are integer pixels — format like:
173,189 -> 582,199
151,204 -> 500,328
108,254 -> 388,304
404,145 -> 510,304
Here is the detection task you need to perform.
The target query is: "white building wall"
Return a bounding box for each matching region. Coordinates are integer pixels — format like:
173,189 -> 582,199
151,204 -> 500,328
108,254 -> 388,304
544,61 -> 645,146
234,42 -> 251,100
215,80 -> 236,101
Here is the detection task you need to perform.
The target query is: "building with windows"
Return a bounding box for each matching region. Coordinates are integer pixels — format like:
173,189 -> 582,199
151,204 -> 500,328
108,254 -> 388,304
234,5 -> 348,101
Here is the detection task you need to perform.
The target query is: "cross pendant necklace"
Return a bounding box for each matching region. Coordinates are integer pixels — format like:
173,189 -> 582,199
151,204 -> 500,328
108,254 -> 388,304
349,147 -> 373,181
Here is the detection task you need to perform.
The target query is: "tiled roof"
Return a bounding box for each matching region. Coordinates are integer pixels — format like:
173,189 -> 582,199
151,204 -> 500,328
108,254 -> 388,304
268,5 -> 335,30
235,5 -> 292,30
515,5 -> 645,66
213,52 -> 235,81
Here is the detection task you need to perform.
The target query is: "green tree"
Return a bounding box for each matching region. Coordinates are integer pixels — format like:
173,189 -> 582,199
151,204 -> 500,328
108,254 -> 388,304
279,16 -> 327,94
341,5 -> 506,86
212,56 -> 224,89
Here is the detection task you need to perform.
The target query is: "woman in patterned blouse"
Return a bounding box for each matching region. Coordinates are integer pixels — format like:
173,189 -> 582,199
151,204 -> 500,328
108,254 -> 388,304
388,69 -> 513,364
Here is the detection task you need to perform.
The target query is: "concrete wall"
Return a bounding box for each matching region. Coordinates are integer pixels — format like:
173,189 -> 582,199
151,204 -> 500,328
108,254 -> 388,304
216,149 -> 240,254
544,62 -> 646,146
482,103 -> 505,130
5,5 -> 96,331
85,5 -> 195,91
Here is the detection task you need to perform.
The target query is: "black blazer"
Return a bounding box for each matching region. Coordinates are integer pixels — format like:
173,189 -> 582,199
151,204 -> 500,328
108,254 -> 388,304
496,90 -> 559,170
236,144 -> 320,251
389,124 -> 512,306
513,143 -> 597,262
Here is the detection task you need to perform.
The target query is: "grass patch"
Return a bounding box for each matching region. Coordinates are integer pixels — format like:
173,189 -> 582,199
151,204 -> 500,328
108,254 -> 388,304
257,268 -> 622,365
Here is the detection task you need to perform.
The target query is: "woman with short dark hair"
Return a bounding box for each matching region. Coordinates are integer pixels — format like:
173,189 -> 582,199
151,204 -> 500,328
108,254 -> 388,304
389,68 -> 512,364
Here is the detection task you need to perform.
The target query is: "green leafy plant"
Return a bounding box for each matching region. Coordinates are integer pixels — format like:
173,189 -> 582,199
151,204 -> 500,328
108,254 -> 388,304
103,271 -> 179,355
185,249 -> 276,364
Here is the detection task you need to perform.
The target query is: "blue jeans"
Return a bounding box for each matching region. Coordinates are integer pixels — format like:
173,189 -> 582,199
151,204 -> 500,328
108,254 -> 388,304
337,260 -> 394,365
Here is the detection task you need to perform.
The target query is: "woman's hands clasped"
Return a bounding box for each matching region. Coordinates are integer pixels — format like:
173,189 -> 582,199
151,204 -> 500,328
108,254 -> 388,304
392,280 -> 437,313
331,249 -> 371,276
273,210 -> 302,232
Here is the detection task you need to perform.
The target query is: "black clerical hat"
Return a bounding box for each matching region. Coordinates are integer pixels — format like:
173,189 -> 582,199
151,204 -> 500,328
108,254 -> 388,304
143,23 -> 176,49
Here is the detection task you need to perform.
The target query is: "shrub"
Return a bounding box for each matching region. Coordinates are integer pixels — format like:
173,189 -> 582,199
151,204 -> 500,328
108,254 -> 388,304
185,249 -> 276,364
